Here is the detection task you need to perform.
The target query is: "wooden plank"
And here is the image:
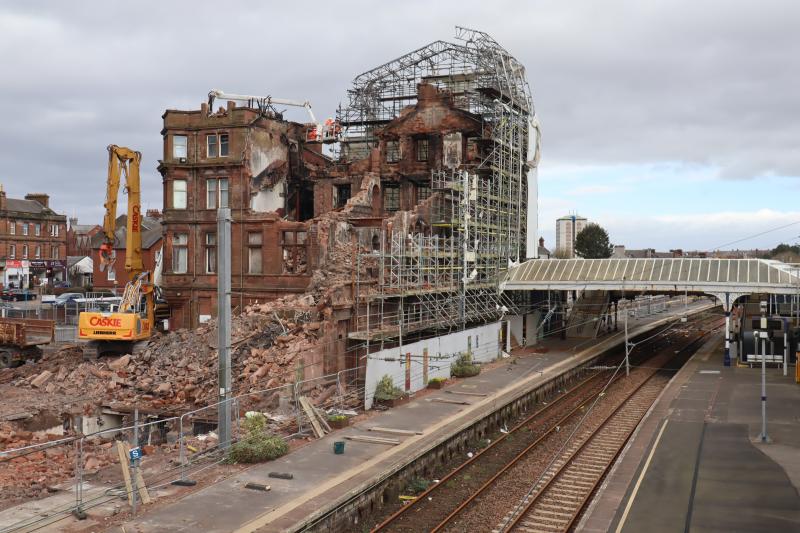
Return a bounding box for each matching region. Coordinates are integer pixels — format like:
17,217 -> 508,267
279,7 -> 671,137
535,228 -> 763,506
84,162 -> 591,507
430,398 -> 471,405
119,442 -> 151,504
135,468 -> 151,504
313,406 -> 332,433
116,441 -> 134,506
302,397 -> 327,436
345,435 -> 400,445
368,427 -> 423,436
445,390 -> 488,397
299,397 -> 324,438
299,397 -> 323,438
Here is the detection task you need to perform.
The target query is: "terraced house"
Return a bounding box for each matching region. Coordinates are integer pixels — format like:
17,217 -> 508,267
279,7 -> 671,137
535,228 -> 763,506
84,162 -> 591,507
0,186 -> 67,288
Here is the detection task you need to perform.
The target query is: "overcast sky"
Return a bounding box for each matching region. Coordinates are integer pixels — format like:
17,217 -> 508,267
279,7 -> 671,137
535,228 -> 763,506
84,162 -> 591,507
1,1 -> 798,251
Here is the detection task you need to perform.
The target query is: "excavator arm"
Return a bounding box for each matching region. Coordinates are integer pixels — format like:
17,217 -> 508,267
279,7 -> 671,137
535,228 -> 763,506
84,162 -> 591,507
99,145 -> 143,279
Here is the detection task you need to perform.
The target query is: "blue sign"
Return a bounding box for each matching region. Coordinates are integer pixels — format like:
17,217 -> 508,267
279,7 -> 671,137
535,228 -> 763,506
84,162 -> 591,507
129,447 -> 142,461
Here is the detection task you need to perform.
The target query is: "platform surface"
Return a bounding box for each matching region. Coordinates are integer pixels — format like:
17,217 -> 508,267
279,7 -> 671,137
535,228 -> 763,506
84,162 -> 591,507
582,333 -> 800,533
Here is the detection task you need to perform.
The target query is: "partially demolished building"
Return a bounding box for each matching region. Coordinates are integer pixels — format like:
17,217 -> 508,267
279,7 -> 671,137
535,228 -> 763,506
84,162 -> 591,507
159,27 -> 540,384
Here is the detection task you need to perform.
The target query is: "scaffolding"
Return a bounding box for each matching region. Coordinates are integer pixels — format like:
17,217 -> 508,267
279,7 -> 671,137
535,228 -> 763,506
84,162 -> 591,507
348,27 -> 533,343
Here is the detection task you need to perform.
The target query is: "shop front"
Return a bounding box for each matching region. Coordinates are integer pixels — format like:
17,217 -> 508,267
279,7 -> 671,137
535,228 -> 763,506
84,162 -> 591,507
28,259 -> 67,287
3,259 -> 29,288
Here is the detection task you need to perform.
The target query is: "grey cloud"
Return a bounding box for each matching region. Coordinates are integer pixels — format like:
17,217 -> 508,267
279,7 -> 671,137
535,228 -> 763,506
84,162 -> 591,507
1,0 -> 799,225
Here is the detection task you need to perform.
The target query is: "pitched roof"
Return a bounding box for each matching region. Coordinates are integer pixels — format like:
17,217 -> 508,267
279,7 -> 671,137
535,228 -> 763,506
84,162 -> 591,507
503,257 -> 800,294
4,198 -> 48,214
90,216 -> 163,250
67,255 -> 91,268
70,224 -> 100,234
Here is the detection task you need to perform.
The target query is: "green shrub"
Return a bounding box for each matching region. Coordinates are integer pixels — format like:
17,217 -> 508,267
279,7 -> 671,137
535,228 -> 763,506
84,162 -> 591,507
228,412 -> 289,464
429,377 -> 447,384
374,374 -> 404,401
405,477 -> 430,494
328,414 -> 348,423
451,353 -> 480,378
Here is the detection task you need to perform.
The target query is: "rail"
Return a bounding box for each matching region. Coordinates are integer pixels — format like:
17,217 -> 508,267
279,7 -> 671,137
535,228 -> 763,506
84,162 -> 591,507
502,322 -> 721,532
372,370 -> 607,532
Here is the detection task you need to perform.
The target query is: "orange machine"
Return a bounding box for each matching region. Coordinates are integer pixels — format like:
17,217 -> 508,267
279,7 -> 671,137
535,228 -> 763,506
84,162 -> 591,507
78,146 -> 155,357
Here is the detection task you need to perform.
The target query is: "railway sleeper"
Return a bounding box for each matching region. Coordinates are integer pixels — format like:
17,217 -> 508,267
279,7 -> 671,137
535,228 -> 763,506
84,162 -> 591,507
579,451 -> 613,462
531,508 -> 574,520
515,524 -> 562,533
556,476 -> 595,487
538,501 -> 579,513
522,516 -> 569,529
550,488 -> 584,499
574,457 -> 609,467
573,458 -> 611,469
519,525 -> 564,533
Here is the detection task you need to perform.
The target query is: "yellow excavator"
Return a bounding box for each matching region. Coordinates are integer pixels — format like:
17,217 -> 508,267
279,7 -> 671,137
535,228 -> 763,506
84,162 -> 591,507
78,145 -> 156,357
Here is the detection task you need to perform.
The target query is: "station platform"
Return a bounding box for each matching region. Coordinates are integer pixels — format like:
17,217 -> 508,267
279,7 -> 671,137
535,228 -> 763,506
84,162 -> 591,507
116,301 -> 715,533
582,332 -> 800,533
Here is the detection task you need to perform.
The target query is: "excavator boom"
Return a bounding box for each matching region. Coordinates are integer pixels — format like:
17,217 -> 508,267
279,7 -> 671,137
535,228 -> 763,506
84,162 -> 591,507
99,145 -> 143,278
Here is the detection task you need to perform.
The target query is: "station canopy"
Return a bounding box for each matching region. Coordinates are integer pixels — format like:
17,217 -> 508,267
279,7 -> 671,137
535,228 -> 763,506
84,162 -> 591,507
502,258 -> 800,296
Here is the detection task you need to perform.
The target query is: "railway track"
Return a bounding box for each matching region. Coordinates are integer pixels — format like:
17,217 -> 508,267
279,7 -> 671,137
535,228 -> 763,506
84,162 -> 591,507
373,313 -> 722,533
499,356 -> 673,532
373,368 -> 612,532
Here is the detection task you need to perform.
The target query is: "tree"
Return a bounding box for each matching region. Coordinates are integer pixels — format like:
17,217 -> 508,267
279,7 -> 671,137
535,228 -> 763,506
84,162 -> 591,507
574,223 -> 613,259
770,243 -> 800,257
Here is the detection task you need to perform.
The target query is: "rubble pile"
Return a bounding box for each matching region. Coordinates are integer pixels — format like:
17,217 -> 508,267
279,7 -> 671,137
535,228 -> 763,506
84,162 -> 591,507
0,420 -> 177,508
3,235 -> 369,417
0,212 -> 373,508
0,421 -> 111,506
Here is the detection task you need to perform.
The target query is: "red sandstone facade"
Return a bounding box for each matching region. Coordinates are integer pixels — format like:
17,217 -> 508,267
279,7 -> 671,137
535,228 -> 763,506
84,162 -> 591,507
159,84 -> 483,336
0,190 -> 68,287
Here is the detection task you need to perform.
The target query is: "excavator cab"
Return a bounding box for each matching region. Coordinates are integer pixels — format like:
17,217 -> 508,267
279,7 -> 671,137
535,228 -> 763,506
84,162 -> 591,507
79,272 -> 154,357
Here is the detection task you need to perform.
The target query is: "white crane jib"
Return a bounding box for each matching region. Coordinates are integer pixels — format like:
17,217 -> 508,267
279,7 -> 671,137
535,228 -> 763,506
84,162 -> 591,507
208,89 -> 317,123
208,89 -> 341,143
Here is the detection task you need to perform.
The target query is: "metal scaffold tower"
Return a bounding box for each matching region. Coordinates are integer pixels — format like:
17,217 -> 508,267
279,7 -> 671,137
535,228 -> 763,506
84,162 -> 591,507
347,26 -> 535,343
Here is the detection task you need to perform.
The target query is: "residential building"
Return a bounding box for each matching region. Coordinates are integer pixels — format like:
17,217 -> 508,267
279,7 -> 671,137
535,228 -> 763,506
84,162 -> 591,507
158,99 -> 326,328
538,237 -> 551,259
90,214 -> 163,292
67,255 -> 93,287
612,245 -> 689,259
556,214 -> 588,258
66,218 -> 102,257
0,186 -> 68,288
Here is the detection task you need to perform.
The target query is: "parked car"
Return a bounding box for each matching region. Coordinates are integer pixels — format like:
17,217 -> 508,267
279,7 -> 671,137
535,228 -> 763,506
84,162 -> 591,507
53,292 -> 83,306
54,281 -> 71,289
4,290 -> 37,302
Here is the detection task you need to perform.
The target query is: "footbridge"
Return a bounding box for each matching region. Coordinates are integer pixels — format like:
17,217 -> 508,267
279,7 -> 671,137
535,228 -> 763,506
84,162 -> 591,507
501,258 -> 800,365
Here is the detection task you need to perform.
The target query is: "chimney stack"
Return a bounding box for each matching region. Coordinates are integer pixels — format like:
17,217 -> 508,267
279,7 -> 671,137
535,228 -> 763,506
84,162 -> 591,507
0,183 -> 5,211
25,193 -> 49,208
